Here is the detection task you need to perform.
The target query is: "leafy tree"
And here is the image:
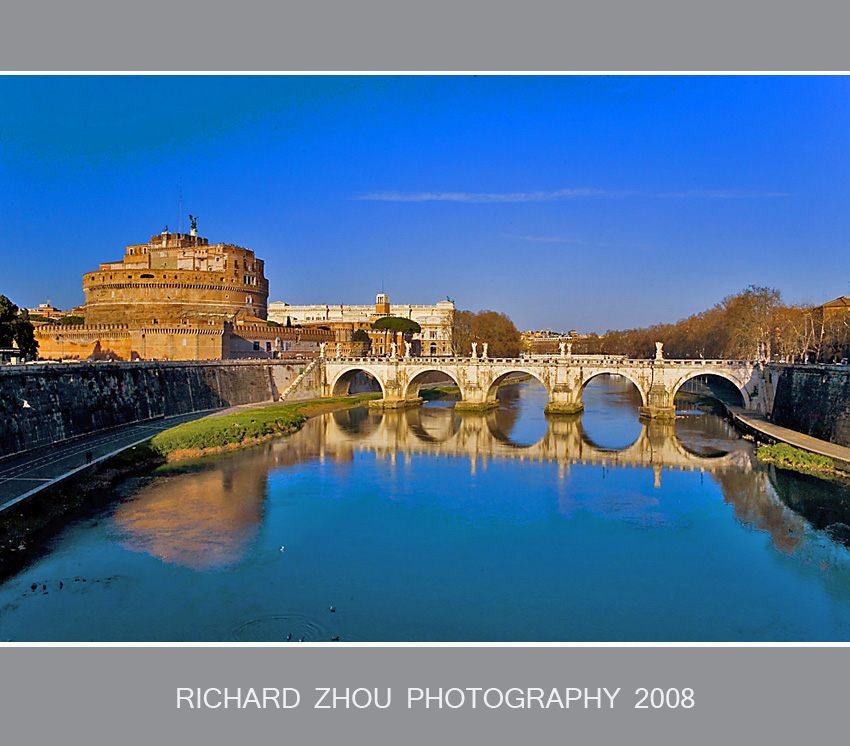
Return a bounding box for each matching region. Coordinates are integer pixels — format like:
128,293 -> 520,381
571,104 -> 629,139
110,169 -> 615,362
0,296 -> 39,358
371,317 -> 421,334
57,315 -> 85,326
452,309 -> 521,357
721,285 -> 781,360
352,329 -> 371,343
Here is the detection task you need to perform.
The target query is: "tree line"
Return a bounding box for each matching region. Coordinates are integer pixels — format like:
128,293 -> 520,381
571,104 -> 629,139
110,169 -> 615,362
452,310 -> 522,357
569,285 -> 850,363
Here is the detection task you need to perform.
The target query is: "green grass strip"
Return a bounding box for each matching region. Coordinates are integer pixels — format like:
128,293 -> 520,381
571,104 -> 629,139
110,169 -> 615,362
756,442 -> 835,473
150,394 -> 381,456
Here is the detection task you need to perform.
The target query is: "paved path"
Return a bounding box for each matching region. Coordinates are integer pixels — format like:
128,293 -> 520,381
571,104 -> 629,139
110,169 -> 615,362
0,410 -> 220,513
728,407 -> 850,469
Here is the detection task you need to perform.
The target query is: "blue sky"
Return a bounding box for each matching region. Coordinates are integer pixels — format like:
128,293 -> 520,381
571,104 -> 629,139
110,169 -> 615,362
1,75 -> 848,332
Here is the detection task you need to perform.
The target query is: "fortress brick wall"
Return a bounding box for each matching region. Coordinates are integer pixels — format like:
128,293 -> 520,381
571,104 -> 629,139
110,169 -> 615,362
33,323 -> 332,362
0,360 -> 310,458
34,324 -> 227,361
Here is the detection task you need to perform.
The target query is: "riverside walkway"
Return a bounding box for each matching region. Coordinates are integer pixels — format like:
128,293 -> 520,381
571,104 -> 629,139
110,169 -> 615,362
728,407 -> 850,470
0,410 -> 219,513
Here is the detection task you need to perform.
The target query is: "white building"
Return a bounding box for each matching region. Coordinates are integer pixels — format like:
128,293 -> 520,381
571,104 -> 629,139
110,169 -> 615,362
268,294 -> 455,356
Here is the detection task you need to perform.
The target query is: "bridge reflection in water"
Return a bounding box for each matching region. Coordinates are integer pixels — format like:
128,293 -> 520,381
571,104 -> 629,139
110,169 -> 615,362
111,389 -> 815,571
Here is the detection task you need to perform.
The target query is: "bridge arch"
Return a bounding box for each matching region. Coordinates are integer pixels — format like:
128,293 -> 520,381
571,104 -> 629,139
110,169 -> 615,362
484,369 -> 549,402
671,370 -> 750,409
578,370 -> 648,408
329,366 -> 387,398
403,368 -> 463,400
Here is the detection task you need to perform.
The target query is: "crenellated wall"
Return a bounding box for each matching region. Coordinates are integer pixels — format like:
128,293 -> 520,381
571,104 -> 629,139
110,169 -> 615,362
0,360 -> 311,458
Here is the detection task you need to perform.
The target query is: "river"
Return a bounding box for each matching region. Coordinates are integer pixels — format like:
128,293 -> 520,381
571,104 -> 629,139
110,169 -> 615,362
2,375 -> 850,642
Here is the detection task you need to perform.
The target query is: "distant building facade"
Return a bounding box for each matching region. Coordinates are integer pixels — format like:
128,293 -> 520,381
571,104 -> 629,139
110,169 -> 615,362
35,229 -> 331,361
521,330 -> 599,356
24,302 -> 82,321
268,294 -> 455,356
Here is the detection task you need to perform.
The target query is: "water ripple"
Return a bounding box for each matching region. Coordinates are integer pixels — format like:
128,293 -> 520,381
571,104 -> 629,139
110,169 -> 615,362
232,613 -> 330,642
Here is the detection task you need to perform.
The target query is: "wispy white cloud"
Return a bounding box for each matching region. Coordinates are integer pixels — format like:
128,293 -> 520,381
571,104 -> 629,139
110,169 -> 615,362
356,188 -> 789,202
509,235 -> 650,249
655,189 -> 791,198
355,188 -> 634,203
508,235 -> 590,244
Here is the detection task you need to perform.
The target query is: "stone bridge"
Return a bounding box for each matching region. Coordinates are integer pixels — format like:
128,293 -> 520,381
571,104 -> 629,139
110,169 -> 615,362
321,354 -> 764,418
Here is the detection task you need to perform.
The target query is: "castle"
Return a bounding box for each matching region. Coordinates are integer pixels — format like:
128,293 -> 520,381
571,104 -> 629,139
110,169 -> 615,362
82,228 -> 269,325
35,228 -> 332,361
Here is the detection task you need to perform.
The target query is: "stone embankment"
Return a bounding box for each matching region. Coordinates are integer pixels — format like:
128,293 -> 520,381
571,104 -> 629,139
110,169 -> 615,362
768,365 -> 850,448
0,359 -> 321,459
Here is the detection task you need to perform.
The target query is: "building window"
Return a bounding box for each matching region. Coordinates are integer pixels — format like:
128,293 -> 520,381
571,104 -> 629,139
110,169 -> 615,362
253,341 -> 260,351
266,341 -> 272,352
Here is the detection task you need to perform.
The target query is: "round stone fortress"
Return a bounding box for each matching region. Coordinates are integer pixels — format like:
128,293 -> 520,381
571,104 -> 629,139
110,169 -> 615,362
82,228 -> 269,325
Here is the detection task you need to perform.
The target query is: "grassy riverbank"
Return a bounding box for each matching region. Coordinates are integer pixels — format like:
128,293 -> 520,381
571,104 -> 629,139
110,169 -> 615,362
756,443 -> 838,478
150,394 -> 382,460
420,384 -> 461,401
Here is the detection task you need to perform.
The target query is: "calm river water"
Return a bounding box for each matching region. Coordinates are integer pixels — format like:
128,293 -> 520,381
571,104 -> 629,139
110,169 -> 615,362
3,376 -> 850,642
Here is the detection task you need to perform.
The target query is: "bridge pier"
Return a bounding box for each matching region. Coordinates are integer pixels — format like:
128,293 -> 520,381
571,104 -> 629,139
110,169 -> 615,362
638,383 -> 676,420
544,383 -> 584,415
454,384 -> 499,412
365,372 -> 425,410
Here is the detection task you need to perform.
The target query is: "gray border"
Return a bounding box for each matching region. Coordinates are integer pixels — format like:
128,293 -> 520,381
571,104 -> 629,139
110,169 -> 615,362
1,646 -> 846,744
1,1 -> 848,71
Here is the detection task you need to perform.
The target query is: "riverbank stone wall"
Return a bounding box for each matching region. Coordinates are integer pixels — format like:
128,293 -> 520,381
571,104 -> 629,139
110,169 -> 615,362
770,365 -> 850,448
0,360 -> 308,458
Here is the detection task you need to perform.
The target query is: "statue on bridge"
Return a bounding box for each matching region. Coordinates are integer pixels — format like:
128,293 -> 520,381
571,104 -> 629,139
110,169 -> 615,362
404,341 -> 412,357
319,342 -> 327,358
471,342 -> 478,359
391,342 -> 397,358
482,343 -> 488,359
655,341 -> 664,360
